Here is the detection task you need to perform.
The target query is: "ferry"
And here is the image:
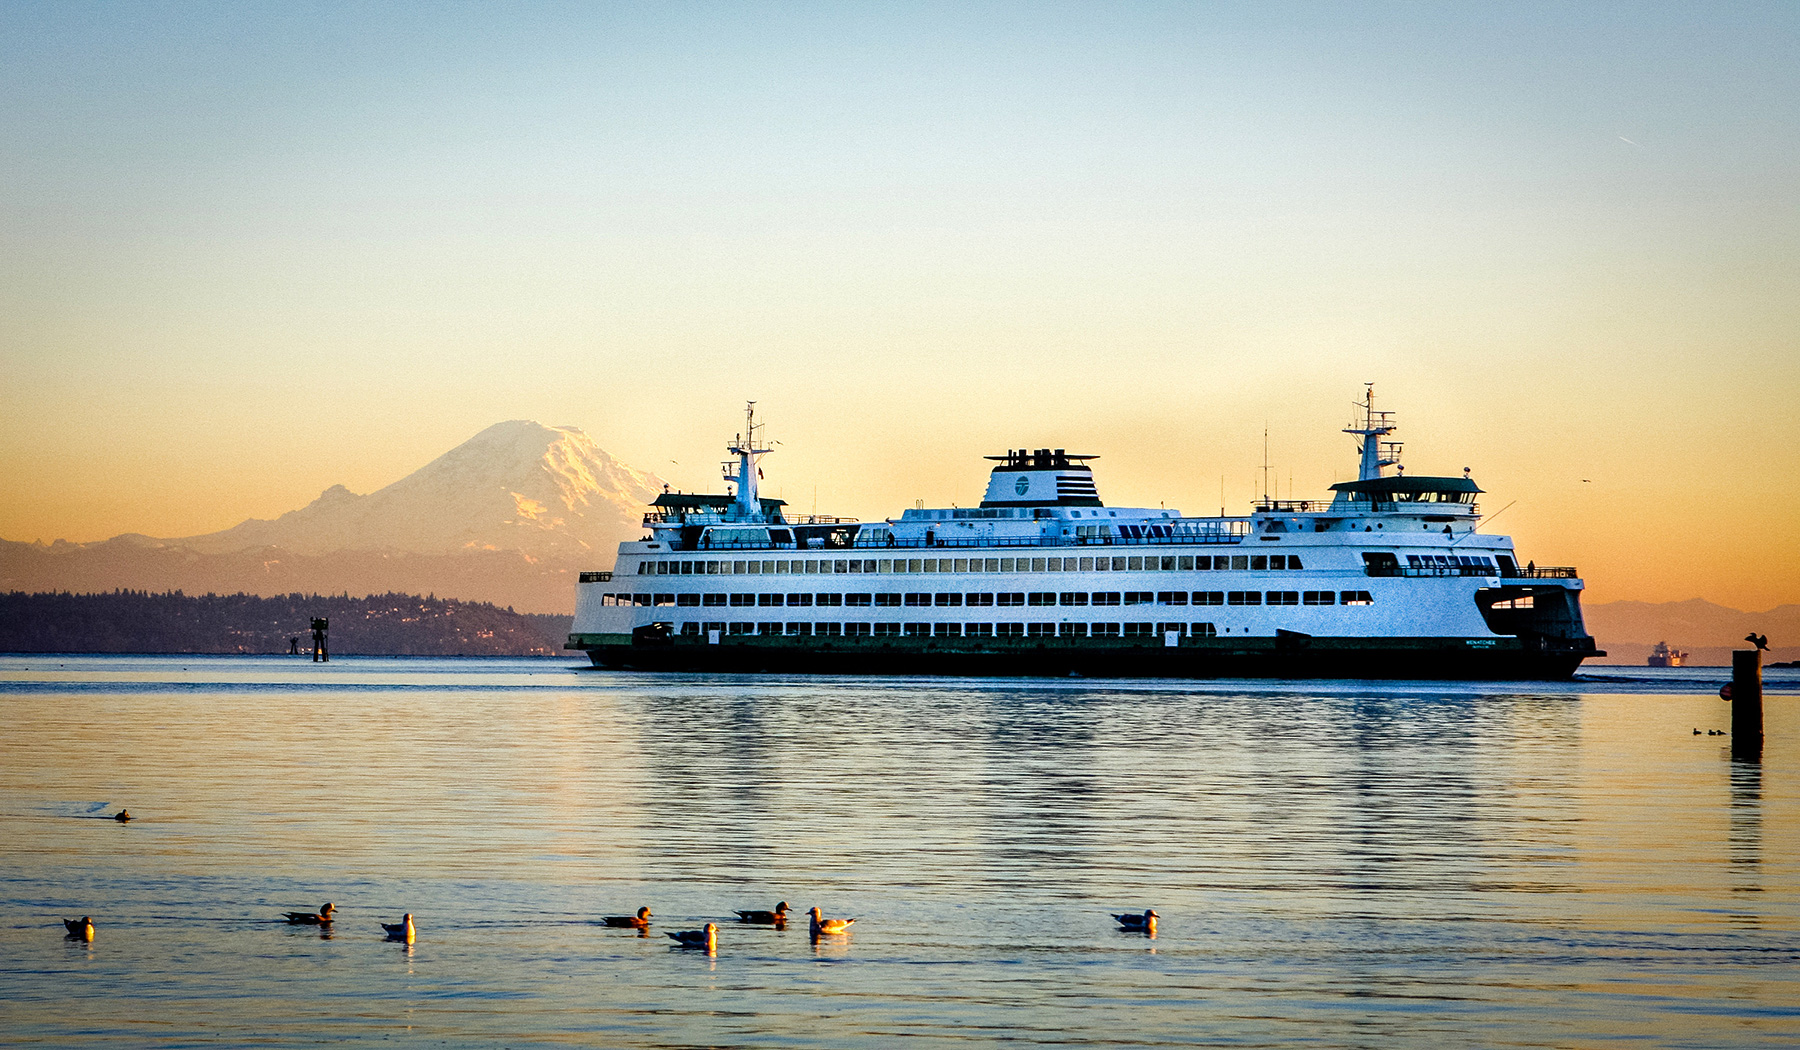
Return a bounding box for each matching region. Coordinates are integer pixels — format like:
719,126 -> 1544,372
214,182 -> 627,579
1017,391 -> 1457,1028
567,391 -> 1602,679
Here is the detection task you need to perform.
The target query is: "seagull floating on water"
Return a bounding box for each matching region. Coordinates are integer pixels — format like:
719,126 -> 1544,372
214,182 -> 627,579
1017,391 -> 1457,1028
601,906 -> 653,928
1114,909 -> 1158,932
63,916 -> 95,940
380,914 -> 415,943
667,923 -> 717,950
734,902 -> 790,925
808,907 -> 855,937
283,903 -> 335,925
113,810 -> 132,823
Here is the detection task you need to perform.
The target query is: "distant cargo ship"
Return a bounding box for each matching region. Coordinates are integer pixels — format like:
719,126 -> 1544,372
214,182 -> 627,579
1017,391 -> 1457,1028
567,390 -> 1602,679
1647,641 -> 1688,667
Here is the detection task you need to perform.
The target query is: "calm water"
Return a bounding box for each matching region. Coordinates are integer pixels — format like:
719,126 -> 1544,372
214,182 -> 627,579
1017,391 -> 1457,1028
2,656 -> 1797,1048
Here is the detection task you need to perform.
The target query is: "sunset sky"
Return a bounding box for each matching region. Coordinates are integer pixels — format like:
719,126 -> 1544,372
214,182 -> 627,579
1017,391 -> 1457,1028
2,2 -> 1796,609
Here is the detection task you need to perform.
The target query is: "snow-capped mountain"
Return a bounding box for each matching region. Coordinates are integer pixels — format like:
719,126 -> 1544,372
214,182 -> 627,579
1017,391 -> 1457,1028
184,421 -> 663,558
0,422 -> 665,614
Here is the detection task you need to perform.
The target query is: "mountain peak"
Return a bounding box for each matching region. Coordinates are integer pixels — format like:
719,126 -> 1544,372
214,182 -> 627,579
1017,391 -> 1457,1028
179,422 -> 665,558
309,484 -> 359,507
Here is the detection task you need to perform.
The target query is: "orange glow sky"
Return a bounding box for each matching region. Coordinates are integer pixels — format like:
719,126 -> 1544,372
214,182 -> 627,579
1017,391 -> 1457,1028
2,4 -> 1796,610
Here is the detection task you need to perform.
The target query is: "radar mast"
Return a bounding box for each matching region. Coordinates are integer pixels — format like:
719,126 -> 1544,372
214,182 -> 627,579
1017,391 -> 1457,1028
723,402 -> 773,521
1345,383 -> 1403,481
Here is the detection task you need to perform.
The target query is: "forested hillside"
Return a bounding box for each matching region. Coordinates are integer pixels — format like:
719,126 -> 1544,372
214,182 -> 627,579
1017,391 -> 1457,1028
0,590 -> 573,656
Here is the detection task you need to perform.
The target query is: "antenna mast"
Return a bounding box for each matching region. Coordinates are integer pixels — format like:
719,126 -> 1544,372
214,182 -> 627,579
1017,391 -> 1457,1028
1261,426 -> 1271,502
1344,383 -> 1401,481
722,401 -> 773,521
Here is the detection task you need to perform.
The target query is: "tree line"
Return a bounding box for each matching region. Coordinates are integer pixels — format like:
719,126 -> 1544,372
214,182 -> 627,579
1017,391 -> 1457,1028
0,590 -> 573,656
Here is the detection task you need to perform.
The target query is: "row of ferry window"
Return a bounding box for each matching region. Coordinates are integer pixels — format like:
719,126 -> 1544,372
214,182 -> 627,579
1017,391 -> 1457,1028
1409,554 -> 1497,571
602,590 -> 1375,608
638,553 -> 1306,576
675,622 -> 1222,638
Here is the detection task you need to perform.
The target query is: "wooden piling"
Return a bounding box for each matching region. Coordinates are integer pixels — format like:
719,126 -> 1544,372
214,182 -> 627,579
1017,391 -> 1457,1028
1731,649 -> 1762,761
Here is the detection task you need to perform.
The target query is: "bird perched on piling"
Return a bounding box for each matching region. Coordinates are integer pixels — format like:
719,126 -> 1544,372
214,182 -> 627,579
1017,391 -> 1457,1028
1113,909 -> 1158,933
667,923 -> 717,951
1746,633 -> 1770,652
734,902 -> 790,925
283,903 -> 335,925
807,907 -> 855,937
63,916 -> 95,940
380,914 -> 415,943
601,906 -> 653,928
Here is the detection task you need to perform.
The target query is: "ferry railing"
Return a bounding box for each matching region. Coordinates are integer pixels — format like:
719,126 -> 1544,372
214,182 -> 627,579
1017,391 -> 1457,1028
1364,565 -> 1498,578
1363,565 -> 1579,579
687,530 -> 1251,552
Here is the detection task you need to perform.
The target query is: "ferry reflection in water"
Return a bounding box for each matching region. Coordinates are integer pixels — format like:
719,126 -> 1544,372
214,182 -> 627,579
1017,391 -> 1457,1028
0,655 -> 1795,1048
